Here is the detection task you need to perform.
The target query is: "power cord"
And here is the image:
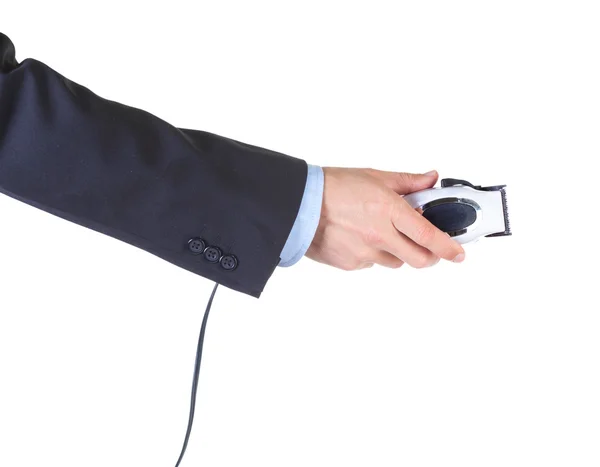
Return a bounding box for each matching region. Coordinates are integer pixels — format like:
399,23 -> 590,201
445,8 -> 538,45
174,282 -> 219,467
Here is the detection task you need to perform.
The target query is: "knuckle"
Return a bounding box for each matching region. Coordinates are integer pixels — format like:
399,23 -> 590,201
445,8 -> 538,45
416,223 -> 436,244
340,259 -> 362,271
390,199 -> 406,220
357,249 -> 372,264
394,172 -> 412,188
411,253 -> 432,269
363,228 -> 384,246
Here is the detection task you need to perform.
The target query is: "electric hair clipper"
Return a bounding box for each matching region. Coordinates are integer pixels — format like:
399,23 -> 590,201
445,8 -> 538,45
403,178 -> 511,244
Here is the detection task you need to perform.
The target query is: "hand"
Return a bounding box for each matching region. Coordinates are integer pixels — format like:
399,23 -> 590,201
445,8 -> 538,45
306,168 -> 465,270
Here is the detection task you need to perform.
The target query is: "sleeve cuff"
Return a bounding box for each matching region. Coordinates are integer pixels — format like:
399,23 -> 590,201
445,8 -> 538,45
278,164 -> 324,267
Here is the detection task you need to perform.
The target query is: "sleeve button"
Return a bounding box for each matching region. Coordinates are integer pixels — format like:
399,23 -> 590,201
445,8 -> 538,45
203,246 -> 222,263
188,238 -> 206,255
220,255 -> 238,271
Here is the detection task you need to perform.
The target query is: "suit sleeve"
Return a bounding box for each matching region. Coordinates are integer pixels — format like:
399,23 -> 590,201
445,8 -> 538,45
0,33 -> 308,298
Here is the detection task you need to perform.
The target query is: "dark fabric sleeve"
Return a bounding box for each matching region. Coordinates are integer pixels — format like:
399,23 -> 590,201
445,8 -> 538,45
0,33 -> 308,298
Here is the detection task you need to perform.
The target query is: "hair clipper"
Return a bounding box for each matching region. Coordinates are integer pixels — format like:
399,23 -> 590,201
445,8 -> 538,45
403,178 -> 511,244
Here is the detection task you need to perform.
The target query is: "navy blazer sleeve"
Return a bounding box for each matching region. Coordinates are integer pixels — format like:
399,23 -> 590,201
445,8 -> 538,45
0,33 -> 308,298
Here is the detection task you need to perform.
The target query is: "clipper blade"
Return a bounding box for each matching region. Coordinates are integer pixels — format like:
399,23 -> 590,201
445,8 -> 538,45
485,187 -> 511,238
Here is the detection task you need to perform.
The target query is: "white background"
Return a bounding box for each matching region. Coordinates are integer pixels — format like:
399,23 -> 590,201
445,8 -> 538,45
1,1 -> 599,466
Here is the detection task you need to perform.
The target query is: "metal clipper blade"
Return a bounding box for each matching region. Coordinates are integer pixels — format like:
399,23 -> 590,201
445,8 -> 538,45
485,187 -> 511,237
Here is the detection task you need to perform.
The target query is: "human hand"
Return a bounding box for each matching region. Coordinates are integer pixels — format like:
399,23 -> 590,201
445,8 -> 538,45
306,168 -> 465,270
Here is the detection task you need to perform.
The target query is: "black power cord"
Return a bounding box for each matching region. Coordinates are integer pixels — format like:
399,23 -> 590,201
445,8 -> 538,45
174,282 -> 219,467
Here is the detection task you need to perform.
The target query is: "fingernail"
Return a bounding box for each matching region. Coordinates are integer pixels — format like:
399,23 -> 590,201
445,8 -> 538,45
424,170 -> 437,176
452,253 -> 465,263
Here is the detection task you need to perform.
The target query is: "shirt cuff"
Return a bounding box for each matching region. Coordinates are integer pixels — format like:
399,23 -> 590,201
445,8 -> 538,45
278,164 -> 324,267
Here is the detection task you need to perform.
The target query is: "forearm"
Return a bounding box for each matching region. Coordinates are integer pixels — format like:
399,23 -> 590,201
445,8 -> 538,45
0,33 -> 307,297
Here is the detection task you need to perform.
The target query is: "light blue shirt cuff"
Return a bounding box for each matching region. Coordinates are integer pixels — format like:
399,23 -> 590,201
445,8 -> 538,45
278,164 -> 324,267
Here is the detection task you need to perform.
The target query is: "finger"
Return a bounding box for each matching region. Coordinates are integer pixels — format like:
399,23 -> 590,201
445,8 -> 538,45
379,228 -> 440,268
368,169 -> 439,195
391,199 -> 465,262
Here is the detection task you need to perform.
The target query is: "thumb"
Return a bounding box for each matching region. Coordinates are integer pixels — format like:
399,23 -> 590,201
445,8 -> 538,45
369,169 -> 439,195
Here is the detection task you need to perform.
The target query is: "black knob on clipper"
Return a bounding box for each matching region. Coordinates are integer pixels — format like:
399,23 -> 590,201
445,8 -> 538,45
422,202 -> 478,237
